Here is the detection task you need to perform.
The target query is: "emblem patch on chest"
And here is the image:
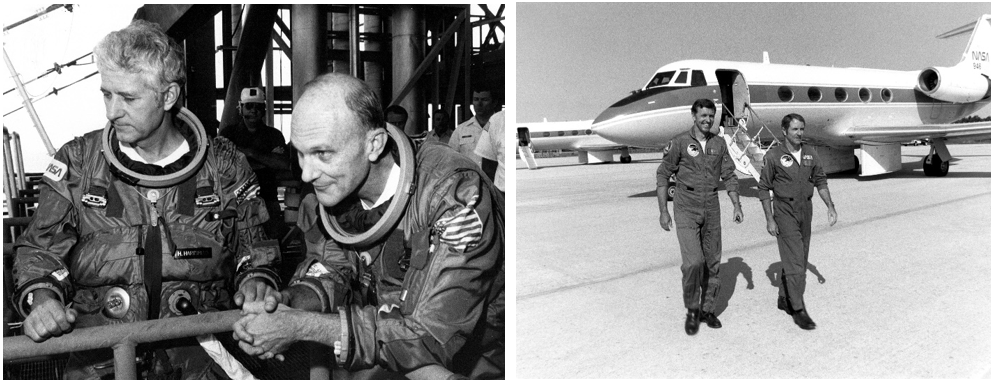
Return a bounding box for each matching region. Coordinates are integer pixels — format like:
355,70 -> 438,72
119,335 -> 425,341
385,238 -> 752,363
780,155 -> 794,167
687,143 -> 700,157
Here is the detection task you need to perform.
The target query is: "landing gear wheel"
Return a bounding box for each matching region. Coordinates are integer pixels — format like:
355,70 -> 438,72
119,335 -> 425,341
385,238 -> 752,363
923,153 -> 949,177
620,154 -> 632,164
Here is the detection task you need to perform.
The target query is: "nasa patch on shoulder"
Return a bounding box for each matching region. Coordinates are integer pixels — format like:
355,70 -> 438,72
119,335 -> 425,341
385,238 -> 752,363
780,155 -> 794,168
687,143 -> 700,157
44,158 -> 68,182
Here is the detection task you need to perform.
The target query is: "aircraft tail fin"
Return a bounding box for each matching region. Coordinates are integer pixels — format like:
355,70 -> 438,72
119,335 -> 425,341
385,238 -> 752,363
952,14 -> 991,76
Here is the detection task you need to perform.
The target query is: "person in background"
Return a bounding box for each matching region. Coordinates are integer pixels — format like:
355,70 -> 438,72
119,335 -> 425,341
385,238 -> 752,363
475,109 -> 505,197
425,108 -> 454,145
385,104 -> 409,132
221,87 -> 290,238
448,84 -> 499,168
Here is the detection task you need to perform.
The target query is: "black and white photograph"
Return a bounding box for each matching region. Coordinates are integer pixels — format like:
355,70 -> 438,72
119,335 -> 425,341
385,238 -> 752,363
3,4 -> 505,379
516,2 -> 991,378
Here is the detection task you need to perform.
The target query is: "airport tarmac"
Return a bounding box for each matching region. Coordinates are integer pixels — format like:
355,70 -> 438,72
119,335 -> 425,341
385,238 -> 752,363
516,144 -> 991,378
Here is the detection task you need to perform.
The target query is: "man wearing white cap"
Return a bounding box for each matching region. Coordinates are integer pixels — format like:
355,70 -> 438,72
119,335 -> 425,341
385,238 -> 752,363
221,87 -> 290,236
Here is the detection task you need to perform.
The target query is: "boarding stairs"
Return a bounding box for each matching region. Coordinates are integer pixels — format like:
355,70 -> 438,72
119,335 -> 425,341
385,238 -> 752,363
720,105 -> 780,183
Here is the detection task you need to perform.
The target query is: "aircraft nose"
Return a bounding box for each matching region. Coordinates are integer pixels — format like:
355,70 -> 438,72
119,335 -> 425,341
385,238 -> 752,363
591,91 -> 647,143
590,87 -> 697,147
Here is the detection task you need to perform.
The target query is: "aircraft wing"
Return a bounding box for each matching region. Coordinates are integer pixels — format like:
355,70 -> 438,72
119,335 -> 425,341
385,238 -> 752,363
844,121 -> 991,144
573,142 -> 628,151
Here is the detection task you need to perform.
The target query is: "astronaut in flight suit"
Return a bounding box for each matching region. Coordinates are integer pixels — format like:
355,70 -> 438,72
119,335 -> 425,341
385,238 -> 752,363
757,113 -> 837,330
12,20 -> 280,379
656,98 -> 743,336
231,73 -> 504,379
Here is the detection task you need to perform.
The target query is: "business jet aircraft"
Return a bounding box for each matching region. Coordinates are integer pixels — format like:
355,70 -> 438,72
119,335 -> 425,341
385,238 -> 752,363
516,119 -> 631,167
591,14 -> 991,179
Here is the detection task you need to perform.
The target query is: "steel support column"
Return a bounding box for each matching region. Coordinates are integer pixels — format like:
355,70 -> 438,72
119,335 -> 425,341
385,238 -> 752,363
3,128 -> 16,213
292,5 -> 327,103
12,132 -> 26,190
266,36 -> 275,127
184,15 -> 218,136
348,5 -> 362,79
219,5 -> 278,132
331,10 -> 349,74
461,12 -> 472,124
364,14 -> 384,102
222,8 -> 233,82
392,5 -> 423,135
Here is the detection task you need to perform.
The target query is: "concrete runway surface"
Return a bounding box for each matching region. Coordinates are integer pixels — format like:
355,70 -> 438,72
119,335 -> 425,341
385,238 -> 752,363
516,144 -> 991,378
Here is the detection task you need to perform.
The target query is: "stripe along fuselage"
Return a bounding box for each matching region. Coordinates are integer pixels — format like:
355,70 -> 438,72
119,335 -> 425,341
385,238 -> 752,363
591,59 -> 988,150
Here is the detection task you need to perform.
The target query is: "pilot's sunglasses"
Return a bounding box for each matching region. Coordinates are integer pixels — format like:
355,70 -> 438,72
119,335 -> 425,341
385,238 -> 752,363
242,102 -> 264,111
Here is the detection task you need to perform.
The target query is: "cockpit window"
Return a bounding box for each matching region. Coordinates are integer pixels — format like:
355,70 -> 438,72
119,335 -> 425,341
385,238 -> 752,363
646,71 -> 676,88
691,70 -> 707,86
674,71 -> 688,84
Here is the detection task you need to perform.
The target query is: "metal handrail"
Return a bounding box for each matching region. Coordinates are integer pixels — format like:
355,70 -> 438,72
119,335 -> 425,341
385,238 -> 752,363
3,310 -> 241,380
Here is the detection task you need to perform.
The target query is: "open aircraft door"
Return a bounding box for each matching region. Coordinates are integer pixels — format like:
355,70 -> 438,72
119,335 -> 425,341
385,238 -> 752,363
715,70 -> 775,181
517,127 -> 539,169
715,70 -> 752,128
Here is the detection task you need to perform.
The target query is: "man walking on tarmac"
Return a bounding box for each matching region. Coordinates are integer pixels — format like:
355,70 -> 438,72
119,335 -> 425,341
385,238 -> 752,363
757,113 -> 837,330
656,98 -> 743,336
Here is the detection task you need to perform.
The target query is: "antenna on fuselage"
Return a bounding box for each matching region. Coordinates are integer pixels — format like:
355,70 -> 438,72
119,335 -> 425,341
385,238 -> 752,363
762,51 -> 770,64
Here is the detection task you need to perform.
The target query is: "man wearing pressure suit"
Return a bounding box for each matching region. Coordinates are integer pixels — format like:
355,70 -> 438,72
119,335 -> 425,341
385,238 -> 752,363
11,20 -> 280,379
232,73 -> 505,379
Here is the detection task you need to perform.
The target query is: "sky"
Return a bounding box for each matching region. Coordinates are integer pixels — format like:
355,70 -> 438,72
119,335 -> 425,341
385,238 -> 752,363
517,2 -> 991,122
3,3 -> 137,171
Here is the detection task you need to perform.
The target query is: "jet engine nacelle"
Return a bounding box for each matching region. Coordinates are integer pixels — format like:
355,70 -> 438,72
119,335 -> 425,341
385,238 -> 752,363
917,66 -> 991,103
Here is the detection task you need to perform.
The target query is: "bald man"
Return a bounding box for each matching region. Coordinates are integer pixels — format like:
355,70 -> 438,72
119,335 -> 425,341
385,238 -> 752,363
233,73 -> 505,378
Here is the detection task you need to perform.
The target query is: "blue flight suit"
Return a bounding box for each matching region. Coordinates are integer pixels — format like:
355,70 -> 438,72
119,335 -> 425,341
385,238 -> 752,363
657,128 -> 738,313
757,145 -> 828,311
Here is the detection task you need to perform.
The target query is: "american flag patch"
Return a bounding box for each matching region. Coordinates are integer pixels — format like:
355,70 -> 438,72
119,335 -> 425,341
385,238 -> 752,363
436,195 -> 483,252
306,262 -> 330,277
235,180 -> 260,203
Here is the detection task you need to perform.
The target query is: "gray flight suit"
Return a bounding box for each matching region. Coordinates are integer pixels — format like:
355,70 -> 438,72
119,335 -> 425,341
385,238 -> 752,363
657,127 -> 738,312
757,145 -> 828,311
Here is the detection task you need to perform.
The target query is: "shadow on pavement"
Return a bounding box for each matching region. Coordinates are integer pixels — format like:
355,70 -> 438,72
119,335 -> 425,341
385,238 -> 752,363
765,261 -> 827,298
828,156 -> 991,180
714,257 -> 754,316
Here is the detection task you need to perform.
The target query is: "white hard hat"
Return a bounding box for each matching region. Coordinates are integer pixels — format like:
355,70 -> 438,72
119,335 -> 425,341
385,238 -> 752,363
240,87 -> 265,103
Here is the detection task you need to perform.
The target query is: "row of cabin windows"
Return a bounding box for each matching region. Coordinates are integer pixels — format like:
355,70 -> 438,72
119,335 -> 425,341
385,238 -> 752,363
644,69 -> 897,105
777,86 -> 895,103
538,129 -> 594,138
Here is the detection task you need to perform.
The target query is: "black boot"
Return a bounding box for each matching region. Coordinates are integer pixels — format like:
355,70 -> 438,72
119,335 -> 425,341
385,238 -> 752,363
777,296 -> 794,315
685,309 -> 700,335
792,309 -> 816,330
700,311 -> 722,328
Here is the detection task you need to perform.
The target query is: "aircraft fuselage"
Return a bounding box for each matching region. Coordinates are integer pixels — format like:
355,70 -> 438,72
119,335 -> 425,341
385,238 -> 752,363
591,60 -> 990,148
